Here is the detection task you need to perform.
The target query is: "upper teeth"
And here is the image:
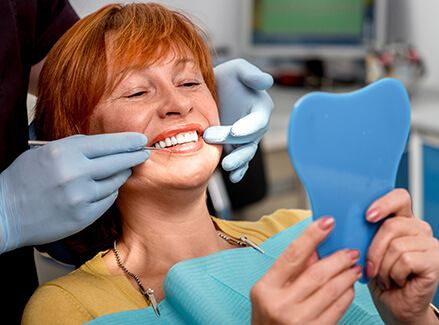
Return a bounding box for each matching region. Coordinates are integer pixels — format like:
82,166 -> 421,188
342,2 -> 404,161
154,131 -> 198,149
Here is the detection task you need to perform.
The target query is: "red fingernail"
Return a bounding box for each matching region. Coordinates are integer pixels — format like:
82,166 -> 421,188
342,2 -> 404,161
318,217 -> 334,231
347,249 -> 360,261
366,208 -> 380,222
352,265 -> 362,274
365,261 -> 375,278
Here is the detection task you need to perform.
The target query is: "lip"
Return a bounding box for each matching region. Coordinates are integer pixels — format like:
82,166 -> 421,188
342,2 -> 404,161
151,123 -> 204,145
150,123 -> 205,154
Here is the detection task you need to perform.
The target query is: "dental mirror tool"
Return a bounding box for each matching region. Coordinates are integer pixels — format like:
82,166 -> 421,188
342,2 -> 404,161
28,140 -> 172,152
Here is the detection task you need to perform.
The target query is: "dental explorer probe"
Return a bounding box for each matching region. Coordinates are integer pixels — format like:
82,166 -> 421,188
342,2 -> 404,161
28,140 -> 172,152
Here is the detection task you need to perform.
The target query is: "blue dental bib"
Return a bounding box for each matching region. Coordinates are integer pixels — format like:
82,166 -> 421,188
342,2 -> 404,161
87,218 -> 382,324
288,78 -> 411,282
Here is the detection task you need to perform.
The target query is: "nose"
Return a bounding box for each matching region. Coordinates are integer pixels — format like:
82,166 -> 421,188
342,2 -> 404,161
157,86 -> 193,118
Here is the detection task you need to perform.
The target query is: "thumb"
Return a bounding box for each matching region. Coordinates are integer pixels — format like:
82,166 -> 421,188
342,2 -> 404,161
236,60 -> 274,91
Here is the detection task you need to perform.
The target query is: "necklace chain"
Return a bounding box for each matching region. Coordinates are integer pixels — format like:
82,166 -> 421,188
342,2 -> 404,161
112,232 -> 263,317
113,233 -> 246,292
113,240 -> 147,293
113,240 -> 160,317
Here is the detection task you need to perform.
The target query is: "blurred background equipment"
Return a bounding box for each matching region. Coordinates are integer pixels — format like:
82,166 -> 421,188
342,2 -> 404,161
366,43 -> 424,93
241,0 -> 387,86
242,0 -> 384,59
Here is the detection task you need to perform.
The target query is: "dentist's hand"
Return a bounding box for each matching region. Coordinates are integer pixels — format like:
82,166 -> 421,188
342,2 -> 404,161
203,59 -> 274,183
0,132 -> 149,254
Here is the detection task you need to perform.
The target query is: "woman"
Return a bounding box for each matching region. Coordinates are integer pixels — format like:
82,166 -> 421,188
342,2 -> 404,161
23,3 -> 439,324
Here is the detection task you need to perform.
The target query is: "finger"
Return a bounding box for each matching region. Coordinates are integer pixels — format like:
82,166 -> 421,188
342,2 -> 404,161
366,188 -> 413,223
203,124 -> 265,145
236,60 -> 274,91
262,217 -> 334,287
304,251 -> 320,269
228,163 -> 249,184
287,249 -> 360,302
230,106 -> 272,138
67,132 -> 148,159
89,150 -> 149,180
92,169 -> 133,202
59,169 -> 130,226
316,285 -> 356,325
304,265 -> 361,321
390,247 -> 439,290
66,169 -> 132,206
203,126 -> 234,143
377,236 -> 430,288
366,217 -> 432,279
83,190 -> 120,226
383,237 -> 439,288
222,142 -> 257,172
204,99 -> 273,142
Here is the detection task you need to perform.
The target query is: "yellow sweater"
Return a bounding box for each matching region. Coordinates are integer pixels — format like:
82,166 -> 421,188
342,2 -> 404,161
22,209 -> 311,324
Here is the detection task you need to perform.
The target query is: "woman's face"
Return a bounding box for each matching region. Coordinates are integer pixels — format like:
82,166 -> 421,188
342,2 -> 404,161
87,50 -> 221,194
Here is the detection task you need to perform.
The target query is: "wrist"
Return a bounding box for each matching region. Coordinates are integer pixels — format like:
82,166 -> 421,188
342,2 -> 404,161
395,304 -> 439,325
0,177 -> 9,254
429,304 -> 439,324
0,174 -> 20,254
416,304 -> 439,325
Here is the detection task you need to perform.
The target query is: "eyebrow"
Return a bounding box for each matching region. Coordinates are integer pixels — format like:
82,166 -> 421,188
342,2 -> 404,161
174,58 -> 197,69
109,57 -> 201,94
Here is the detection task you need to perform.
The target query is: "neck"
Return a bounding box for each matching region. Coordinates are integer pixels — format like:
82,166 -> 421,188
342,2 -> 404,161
105,184 -> 230,289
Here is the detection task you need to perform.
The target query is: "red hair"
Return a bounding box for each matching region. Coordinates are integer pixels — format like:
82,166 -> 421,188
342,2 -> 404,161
34,2 -> 217,140
34,3 -> 217,263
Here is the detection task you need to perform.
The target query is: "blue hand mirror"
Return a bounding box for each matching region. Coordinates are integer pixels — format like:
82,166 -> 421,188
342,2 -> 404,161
288,78 -> 410,282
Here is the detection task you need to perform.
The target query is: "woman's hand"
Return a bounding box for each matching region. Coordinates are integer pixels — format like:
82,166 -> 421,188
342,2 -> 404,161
251,217 -> 362,325
365,189 -> 439,324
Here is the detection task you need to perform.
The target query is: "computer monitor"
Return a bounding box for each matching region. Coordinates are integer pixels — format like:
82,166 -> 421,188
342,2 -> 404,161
241,0 -> 387,60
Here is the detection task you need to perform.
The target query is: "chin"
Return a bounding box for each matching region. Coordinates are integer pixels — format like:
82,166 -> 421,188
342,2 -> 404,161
127,144 -> 221,193
169,162 -> 216,188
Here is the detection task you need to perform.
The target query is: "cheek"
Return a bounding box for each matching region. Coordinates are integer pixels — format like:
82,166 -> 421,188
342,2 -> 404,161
87,104 -> 151,134
201,95 -> 220,126
87,113 -> 106,134
210,111 -> 220,126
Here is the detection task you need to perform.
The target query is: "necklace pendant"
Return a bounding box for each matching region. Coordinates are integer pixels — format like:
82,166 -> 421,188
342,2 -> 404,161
240,236 -> 265,254
143,288 -> 160,317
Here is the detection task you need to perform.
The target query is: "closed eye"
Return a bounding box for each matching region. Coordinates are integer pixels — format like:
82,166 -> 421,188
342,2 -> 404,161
126,91 -> 148,98
182,82 -> 201,87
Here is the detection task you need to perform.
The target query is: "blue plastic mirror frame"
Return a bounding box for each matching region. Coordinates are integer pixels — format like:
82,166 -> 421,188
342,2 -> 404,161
288,78 -> 411,282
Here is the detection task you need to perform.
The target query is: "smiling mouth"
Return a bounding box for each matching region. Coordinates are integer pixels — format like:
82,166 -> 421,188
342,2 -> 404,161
153,131 -> 199,149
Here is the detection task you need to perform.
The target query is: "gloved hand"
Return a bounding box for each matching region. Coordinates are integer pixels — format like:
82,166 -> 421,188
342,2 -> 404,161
0,132 -> 149,254
203,59 -> 274,183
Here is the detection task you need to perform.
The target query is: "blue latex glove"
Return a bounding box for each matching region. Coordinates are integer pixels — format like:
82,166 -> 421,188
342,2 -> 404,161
203,59 -> 274,183
0,133 -> 149,254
